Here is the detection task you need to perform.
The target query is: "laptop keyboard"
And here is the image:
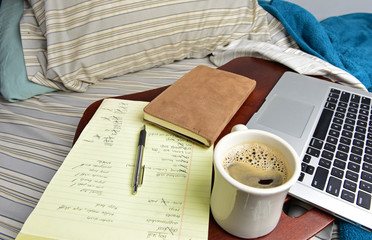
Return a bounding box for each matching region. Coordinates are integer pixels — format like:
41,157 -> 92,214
299,88 -> 372,210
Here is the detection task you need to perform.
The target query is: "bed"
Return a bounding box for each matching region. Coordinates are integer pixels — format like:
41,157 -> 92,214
1,0 -> 371,239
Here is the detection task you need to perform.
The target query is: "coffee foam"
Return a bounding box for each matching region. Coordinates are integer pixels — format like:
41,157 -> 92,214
223,141 -> 289,188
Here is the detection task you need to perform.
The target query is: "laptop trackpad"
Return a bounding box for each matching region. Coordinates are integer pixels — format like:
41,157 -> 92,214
257,95 -> 314,138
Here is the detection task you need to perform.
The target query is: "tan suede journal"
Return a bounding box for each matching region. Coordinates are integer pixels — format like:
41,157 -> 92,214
143,65 -> 256,147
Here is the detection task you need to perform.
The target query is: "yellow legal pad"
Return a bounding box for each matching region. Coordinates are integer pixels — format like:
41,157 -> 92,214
16,99 -> 213,240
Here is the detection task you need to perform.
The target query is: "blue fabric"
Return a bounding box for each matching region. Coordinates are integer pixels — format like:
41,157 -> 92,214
259,1 -> 372,238
0,0 -> 55,102
339,220 -> 372,240
259,0 -> 372,91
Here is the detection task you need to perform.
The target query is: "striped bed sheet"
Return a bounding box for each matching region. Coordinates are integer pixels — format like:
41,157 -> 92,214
0,58 -> 215,240
0,1 -> 365,239
1,54 -> 349,240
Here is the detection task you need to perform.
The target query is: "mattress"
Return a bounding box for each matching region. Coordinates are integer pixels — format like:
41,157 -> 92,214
1,1 -> 370,239
0,58 -> 216,239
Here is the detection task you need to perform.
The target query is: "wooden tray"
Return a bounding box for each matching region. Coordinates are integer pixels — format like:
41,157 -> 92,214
73,57 -> 335,239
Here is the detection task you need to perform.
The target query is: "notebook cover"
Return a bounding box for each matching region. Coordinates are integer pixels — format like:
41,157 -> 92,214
143,65 -> 256,147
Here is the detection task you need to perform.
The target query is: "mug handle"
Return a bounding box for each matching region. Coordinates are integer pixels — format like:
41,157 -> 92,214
229,125 -> 336,238
231,124 -> 249,132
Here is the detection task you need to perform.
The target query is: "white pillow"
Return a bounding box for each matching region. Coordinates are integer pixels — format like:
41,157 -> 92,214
23,0 -> 268,91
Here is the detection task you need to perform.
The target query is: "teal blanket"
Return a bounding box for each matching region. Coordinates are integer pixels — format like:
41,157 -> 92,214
259,1 -> 372,238
259,0 -> 372,92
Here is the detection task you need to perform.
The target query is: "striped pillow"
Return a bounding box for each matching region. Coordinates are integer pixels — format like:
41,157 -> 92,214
23,0 -> 267,92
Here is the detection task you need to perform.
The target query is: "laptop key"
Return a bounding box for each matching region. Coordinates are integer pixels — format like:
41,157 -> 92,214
335,112 -> 345,119
357,191 -> 371,210
322,150 -> 334,160
355,126 -> 366,134
350,154 -> 362,164
326,176 -> 341,196
361,171 -> 372,183
345,118 -> 355,125
348,162 -> 361,173
360,181 -> 372,193
325,102 -> 336,110
333,117 -> 343,125
338,144 -> 349,153
340,136 -> 351,145
312,167 -> 329,190
359,114 -> 369,122
353,139 -> 364,148
331,167 -> 344,179
344,180 -> 357,192
329,129 -> 340,138
327,136 -> 338,145
298,172 -> 305,182
341,190 -> 355,203
338,101 -> 348,108
349,102 -> 359,108
363,163 -> 372,174
325,143 -> 336,152
351,146 -> 363,156
336,151 -> 347,161
365,147 -> 372,156
344,124 -> 354,132
342,130 -> 352,139
347,112 -> 357,119
368,132 -> 372,140
337,106 -> 347,113
354,132 -> 365,141
306,165 -> 315,175
361,96 -> 371,105
307,147 -> 320,157
340,92 -> 350,102
359,113 -> 369,121
309,138 -> 323,150
303,154 -> 311,163
357,120 -> 368,128
319,158 -> 332,169
348,107 -> 358,114
334,159 -> 346,170
313,108 -> 333,140
346,170 -> 359,182
359,109 -> 369,117
327,97 -> 338,104
364,155 -> 372,164
302,163 -> 315,175
351,94 -> 360,103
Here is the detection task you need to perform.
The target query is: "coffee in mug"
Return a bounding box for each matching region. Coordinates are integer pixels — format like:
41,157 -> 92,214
210,125 -> 301,239
223,141 -> 289,189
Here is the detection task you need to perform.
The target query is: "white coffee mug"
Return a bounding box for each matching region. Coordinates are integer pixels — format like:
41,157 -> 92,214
210,124 -> 301,238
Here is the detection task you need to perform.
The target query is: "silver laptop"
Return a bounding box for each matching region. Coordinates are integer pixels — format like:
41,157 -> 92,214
247,72 -> 372,231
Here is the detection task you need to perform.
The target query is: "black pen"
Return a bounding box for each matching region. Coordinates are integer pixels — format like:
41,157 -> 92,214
132,125 -> 146,194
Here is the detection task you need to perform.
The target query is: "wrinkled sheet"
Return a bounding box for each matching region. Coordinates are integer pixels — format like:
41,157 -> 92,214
259,0 -> 372,91
1,1 -> 367,239
0,58 -> 215,240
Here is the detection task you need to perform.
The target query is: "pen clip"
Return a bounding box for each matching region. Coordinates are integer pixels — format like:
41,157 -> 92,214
139,165 -> 145,185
